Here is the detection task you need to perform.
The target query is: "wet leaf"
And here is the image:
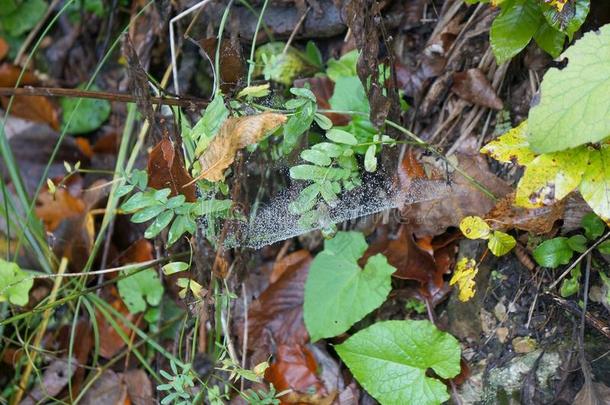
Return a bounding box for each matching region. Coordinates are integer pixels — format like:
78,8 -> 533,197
450,257 -> 478,302
532,237 -> 573,268
579,146 -> 610,223
480,121 -> 536,166
515,146 -> 589,208
304,232 -> 395,341
147,138 -> 196,202
490,0 -> 542,64
60,84 -> 111,134
0,259 -> 33,306
335,320 -> 461,405
452,68 -> 503,110
528,25 -> 610,153
487,230 -> 516,256
117,268 -> 163,313
459,216 -> 491,240
195,112 -> 286,182
264,345 -> 326,396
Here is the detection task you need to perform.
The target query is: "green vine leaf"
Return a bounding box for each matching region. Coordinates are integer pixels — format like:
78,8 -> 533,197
0,260 -> 33,306
490,0 -> 542,64
304,232 -> 395,342
335,320 -> 461,405
528,24 -> 610,153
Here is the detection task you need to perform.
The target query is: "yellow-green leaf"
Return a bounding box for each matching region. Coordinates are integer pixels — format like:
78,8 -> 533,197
515,146 -> 589,208
488,231 -> 517,256
450,258 -> 478,302
579,145 -> 610,223
459,216 -> 492,240
480,121 -> 536,166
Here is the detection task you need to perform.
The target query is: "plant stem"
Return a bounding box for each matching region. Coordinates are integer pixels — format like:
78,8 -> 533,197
246,0 -> 270,86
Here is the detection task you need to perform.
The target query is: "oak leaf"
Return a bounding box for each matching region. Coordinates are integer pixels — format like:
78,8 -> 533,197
195,112 -> 286,182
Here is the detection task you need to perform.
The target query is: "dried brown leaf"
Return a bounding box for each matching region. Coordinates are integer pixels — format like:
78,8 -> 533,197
20,358 -> 76,405
574,381 -> 610,405
199,37 -> 246,91
264,345 -> 326,397
80,370 -> 128,405
147,138 -> 196,201
0,38 -> 7,61
123,369 -> 154,405
485,191 -> 565,234
196,112 -> 286,182
452,68 -> 504,110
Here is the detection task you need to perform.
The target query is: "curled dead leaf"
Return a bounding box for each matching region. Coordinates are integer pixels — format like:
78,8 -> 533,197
195,112 -> 286,182
452,68 -> 503,110
147,138 -> 196,201
264,344 -> 327,398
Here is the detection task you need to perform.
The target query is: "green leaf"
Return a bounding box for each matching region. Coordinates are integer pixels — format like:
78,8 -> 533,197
131,204 -> 166,223
490,0 -> 542,64
335,320 -> 461,405
117,268 -> 163,313
542,0 -> 589,41
290,87 -> 316,102
560,265 -> 581,297
532,237 -> 574,268
313,113 -> 333,130
528,25 -> 610,153
236,84 -> 270,99
459,216 -> 491,240
300,149 -> 331,166
191,93 -> 228,143
326,129 -> 358,145
0,260 -> 33,306
166,195 -> 186,210
167,214 -> 196,246
162,262 -> 190,275
480,121 -> 536,166
597,240 -> 610,255
312,142 -> 344,157
581,212 -> 605,240
304,40 -> 323,68
120,191 -> 157,213
289,184 -> 320,215
190,199 -> 232,216
533,22 -> 566,58
0,0 -> 47,37
515,147 -> 589,208
61,84 -> 111,134
488,231 -> 517,256
364,145 -> 377,172
115,184 -> 134,198
326,50 -> 359,82
144,210 -> 174,239
283,102 -> 315,153
329,76 -> 369,114
567,234 -> 587,253
303,232 -> 395,341
579,146 -> 610,223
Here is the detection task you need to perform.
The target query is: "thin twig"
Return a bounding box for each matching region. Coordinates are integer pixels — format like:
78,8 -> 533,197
282,6 -> 311,55
0,86 -> 208,108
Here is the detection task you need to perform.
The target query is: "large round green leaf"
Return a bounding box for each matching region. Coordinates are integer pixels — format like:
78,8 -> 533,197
528,24 -> 610,153
335,320 -> 461,405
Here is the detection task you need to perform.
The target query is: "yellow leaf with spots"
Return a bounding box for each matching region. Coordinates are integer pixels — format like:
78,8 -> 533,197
459,216 -> 491,240
515,146 -> 589,208
487,230 -> 516,256
579,145 -> 610,223
480,121 -> 536,166
450,257 -> 478,302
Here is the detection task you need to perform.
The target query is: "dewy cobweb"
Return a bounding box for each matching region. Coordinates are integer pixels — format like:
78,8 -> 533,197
218,171 -> 457,249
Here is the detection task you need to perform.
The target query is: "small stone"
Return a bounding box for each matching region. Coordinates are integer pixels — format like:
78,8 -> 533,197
496,327 -> 509,343
512,336 -> 537,353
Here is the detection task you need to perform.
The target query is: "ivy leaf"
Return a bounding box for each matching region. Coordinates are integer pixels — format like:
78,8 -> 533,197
303,232 -> 395,342
581,212 -> 605,240
533,237 -> 574,268
490,0 -> 542,64
0,260 -> 33,306
459,216 -> 491,240
579,146 -> 610,223
450,257 -> 479,302
488,231 -> 517,256
335,320 -> 461,405
480,121 -> 536,166
117,268 -> 164,313
528,25 -> 610,153
515,147 -> 589,208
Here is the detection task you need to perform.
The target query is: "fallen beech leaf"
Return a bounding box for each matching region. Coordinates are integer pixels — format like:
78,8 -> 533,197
36,187 -> 85,232
452,68 -> 503,110
270,249 -> 311,284
195,112 -> 286,182
244,250 -> 311,361
0,38 -> 8,61
147,138 -> 196,201
123,369 -> 154,405
485,191 -> 565,234
363,226 -> 436,283
265,345 -> 326,397
0,63 -> 60,129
